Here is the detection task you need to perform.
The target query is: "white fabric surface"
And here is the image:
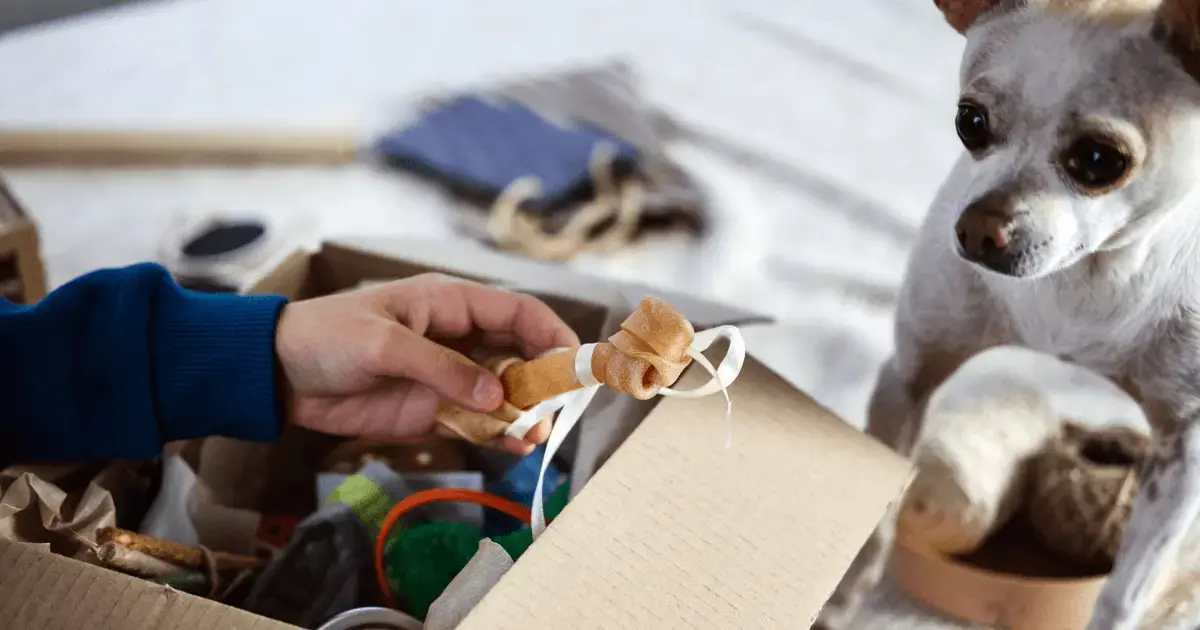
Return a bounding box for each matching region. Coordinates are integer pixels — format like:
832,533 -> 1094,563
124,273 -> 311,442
0,0 -> 1170,626
0,0 -> 965,425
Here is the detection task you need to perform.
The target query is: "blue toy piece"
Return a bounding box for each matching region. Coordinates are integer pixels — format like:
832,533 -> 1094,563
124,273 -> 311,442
375,96 -> 639,213
482,445 -> 563,538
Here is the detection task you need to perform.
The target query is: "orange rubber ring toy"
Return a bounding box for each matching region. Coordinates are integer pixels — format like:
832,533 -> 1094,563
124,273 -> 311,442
374,488 -> 533,609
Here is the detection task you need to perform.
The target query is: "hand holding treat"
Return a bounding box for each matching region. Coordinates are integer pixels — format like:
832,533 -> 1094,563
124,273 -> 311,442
434,295 -> 747,537
434,296 -> 710,443
273,274 -> 579,455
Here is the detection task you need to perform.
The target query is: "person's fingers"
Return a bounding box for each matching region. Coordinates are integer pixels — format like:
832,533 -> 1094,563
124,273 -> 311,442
432,416 -> 552,456
293,380 -> 443,441
433,330 -> 486,360
357,381 -> 441,440
432,424 -> 530,455
523,417 -> 552,444
435,331 -> 553,365
383,278 -> 579,357
373,323 -> 503,412
492,435 -> 537,456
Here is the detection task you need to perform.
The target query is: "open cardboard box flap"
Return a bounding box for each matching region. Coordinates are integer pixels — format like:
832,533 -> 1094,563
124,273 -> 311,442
0,240 -> 912,629
0,177 -> 47,304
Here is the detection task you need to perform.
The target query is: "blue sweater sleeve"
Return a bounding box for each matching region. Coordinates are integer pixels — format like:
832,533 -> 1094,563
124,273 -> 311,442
0,263 -> 288,464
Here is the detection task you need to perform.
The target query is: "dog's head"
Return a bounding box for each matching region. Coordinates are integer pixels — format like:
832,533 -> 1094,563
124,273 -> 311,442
937,0 -> 1200,278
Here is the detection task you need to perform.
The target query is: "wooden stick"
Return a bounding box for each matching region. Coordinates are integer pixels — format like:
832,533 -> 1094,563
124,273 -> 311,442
96,527 -> 265,572
0,129 -> 360,167
95,542 -> 187,578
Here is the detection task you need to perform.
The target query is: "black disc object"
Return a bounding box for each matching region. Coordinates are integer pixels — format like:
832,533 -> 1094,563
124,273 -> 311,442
181,221 -> 266,258
177,277 -> 239,293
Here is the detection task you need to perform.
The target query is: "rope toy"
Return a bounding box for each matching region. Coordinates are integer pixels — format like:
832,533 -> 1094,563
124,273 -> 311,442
486,143 -> 645,261
1027,422 -> 1152,570
433,296 -> 746,538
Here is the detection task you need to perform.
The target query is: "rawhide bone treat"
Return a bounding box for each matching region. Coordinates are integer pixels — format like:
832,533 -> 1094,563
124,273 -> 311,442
435,296 -> 703,444
436,295 -> 745,539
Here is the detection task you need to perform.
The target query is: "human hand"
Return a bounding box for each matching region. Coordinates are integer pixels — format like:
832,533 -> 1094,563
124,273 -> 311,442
274,274 -> 580,455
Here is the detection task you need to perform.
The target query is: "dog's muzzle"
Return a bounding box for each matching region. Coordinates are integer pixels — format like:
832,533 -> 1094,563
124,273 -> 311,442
954,200 -> 1035,277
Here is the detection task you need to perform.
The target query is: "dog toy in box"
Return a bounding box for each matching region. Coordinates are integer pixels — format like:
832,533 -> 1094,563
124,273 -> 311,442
893,377 -> 1166,629
433,296 -> 746,537
377,482 -> 573,619
1027,422 -> 1152,571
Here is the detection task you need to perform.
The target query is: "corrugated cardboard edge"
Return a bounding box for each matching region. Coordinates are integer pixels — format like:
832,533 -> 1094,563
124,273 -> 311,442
458,359 -> 913,630
327,236 -> 772,329
0,541 -> 298,629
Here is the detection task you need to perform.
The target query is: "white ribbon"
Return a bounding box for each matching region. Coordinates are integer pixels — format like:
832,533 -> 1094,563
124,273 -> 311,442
504,325 -> 746,539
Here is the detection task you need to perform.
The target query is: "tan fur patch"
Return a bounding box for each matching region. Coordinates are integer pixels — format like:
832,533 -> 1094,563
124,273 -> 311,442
1156,0 -> 1200,77
937,0 -> 1159,34
1042,0 -> 1162,25
1158,0 -> 1200,44
935,0 -> 1010,33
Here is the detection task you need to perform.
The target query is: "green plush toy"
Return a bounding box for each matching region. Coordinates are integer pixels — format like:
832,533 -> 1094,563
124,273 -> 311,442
383,481 -> 572,620
490,480 -> 572,560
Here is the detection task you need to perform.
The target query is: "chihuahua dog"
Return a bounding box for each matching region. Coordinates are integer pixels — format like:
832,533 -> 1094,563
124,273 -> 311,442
816,0 -> 1200,628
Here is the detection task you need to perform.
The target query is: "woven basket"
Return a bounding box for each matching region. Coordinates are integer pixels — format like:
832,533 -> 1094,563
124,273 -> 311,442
1027,422 -> 1152,570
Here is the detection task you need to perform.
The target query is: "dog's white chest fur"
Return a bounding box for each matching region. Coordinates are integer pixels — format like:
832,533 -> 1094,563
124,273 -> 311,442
975,252 -> 1185,376
989,280 -> 1140,369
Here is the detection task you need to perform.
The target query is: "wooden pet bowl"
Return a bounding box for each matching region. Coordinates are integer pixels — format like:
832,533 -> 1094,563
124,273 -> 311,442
893,520 -> 1108,629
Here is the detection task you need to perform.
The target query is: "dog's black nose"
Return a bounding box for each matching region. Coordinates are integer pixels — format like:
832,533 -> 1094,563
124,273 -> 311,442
955,199 -> 1024,275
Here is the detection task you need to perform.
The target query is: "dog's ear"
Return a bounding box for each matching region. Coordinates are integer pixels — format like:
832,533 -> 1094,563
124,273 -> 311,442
934,0 -> 1021,33
1155,0 -> 1200,79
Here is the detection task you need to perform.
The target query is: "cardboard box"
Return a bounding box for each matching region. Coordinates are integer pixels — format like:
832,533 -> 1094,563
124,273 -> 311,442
0,240 -> 912,629
0,176 -> 47,304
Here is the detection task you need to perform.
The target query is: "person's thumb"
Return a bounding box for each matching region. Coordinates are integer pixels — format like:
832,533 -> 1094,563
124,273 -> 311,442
375,323 -> 504,412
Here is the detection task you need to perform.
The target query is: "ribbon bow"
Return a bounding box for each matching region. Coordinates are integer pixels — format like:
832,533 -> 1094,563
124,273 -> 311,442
503,299 -> 746,539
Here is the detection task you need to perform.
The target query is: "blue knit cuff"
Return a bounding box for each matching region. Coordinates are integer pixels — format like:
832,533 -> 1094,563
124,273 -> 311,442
152,284 -> 288,444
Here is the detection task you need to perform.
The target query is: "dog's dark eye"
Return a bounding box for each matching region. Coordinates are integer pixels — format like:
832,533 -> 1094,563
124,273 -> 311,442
955,101 -> 992,150
1062,137 -> 1130,189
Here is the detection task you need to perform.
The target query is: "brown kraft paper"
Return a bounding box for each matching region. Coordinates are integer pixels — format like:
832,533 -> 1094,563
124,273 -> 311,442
0,463 -> 148,559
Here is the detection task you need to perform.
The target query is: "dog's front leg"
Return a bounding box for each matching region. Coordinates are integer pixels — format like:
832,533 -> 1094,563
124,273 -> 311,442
1088,416 -> 1200,630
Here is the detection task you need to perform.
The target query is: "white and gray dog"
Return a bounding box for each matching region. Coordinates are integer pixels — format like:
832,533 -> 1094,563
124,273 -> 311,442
818,0 -> 1200,628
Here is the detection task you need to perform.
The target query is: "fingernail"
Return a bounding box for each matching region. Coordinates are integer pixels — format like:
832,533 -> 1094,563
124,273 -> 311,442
474,374 -> 501,407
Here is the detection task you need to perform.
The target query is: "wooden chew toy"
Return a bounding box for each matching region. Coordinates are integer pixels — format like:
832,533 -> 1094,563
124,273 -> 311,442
435,296 -> 697,444
95,542 -> 187,578
96,527 -> 265,572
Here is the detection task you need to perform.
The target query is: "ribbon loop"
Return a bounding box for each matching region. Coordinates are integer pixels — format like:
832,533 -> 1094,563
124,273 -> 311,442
659,326 -> 746,398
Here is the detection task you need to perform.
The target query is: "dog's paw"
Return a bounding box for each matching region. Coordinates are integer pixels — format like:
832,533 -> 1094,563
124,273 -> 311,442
811,616 -> 842,630
811,606 -> 850,630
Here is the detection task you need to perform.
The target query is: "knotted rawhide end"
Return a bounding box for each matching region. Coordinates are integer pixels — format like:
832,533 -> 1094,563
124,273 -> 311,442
589,343 -> 656,399
434,355 -> 525,445
434,403 -> 517,445
602,296 -> 695,398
